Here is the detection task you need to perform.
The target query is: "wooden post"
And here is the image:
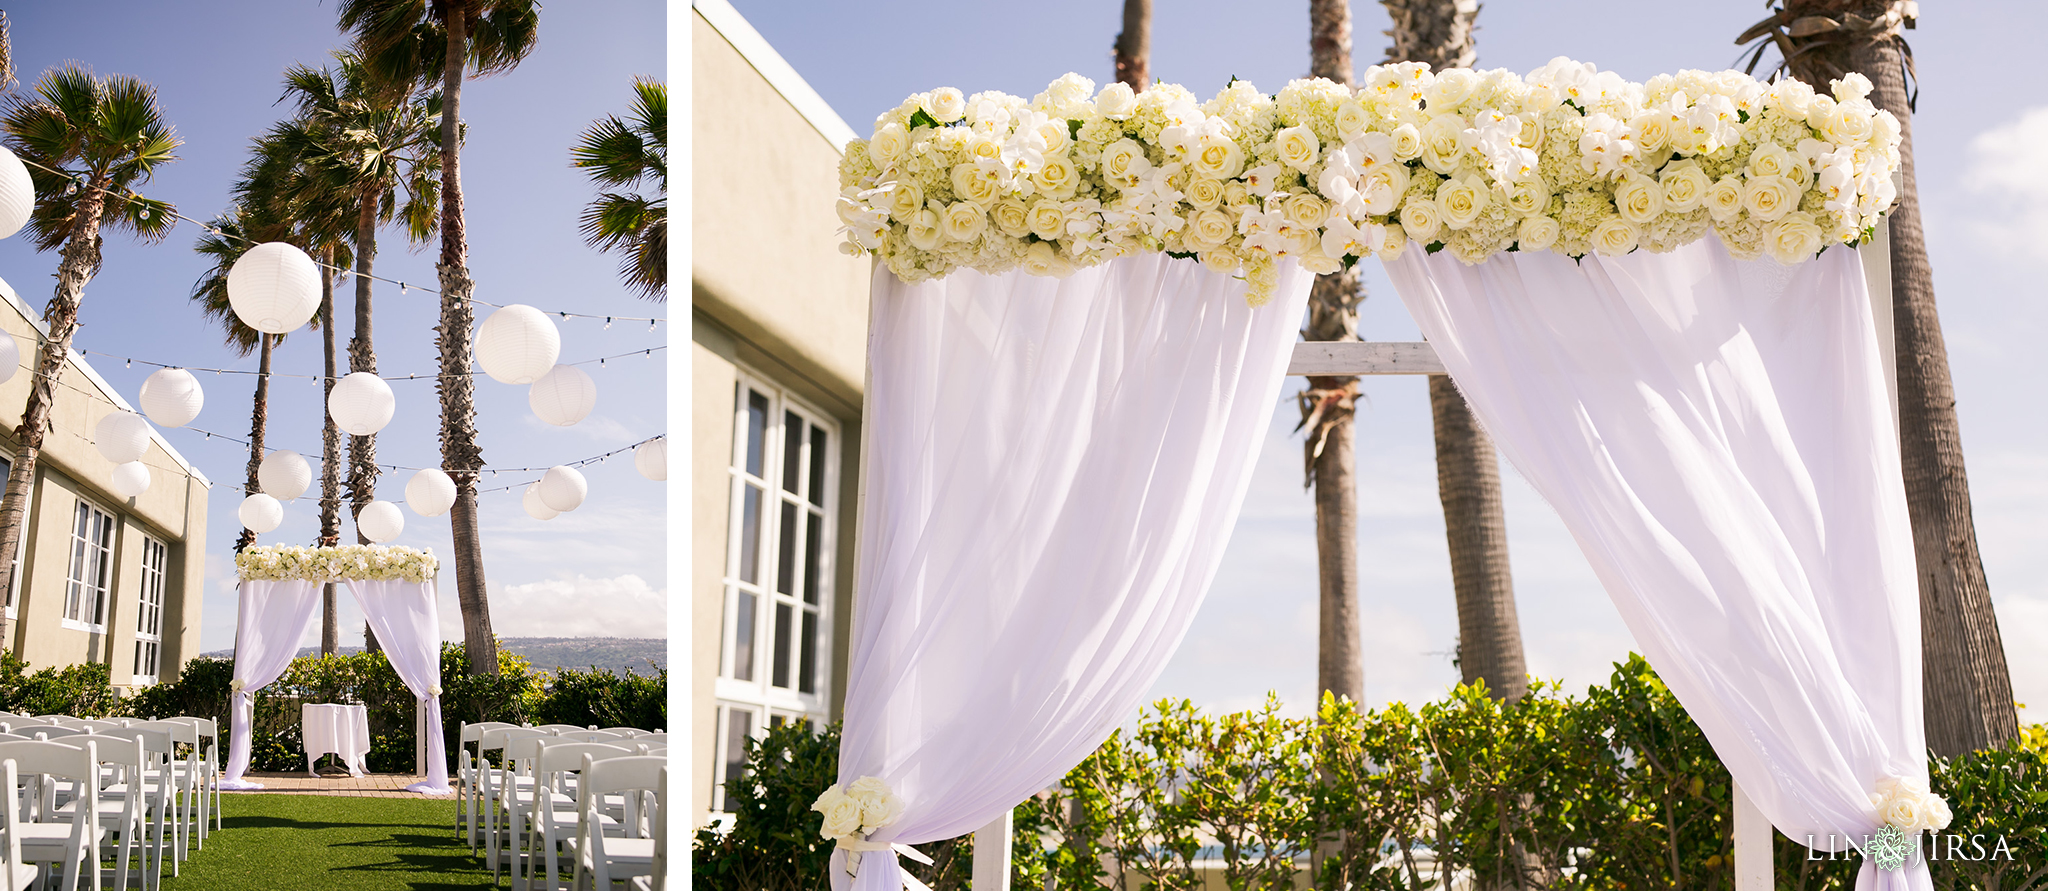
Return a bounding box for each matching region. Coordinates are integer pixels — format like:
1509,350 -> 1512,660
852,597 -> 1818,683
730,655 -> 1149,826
417,698 -> 427,779
971,809 -> 1013,891
1733,779 -> 1773,891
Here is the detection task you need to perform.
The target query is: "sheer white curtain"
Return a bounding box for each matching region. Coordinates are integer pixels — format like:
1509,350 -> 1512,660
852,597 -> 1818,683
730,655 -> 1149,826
832,254 -> 1313,891
348,579 -> 450,794
222,579 -> 324,789
1387,237 -> 1926,890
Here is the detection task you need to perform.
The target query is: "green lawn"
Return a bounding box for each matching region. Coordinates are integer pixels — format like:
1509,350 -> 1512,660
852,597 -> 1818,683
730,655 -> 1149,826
161,794 -> 495,890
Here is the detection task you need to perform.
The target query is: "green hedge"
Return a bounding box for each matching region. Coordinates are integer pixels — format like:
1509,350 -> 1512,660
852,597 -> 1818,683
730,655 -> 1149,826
695,654 -> 2048,891
0,652 -> 125,718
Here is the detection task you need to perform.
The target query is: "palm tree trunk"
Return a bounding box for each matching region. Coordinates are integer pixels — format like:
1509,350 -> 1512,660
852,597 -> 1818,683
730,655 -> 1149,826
320,251 -> 342,656
351,191 -> 382,655
1380,0 -> 1478,71
1113,0 -> 1150,92
1430,376 -> 1527,700
235,335 -> 274,552
0,178 -> 107,654
436,3 -> 499,676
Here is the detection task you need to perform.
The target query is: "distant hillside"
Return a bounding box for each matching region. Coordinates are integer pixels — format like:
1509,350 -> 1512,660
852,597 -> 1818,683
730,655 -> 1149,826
202,637 -> 667,676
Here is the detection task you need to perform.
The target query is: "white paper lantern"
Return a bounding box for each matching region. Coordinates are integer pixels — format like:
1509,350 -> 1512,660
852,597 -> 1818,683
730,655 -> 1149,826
528,364 -> 596,427
328,372 -> 395,436
110,461 -> 150,498
538,465 -> 586,512
634,438 -> 667,481
239,493 -> 283,533
258,450 -> 312,501
522,483 -> 559,521
0,331 -> 18,384
226,241 -> 321,335
355,500 -> 404,543
474,304 -> 560,385
94,411 -> 152,464
138,367 -> 204,428
0,145 -> 33,241
406,468 -> 456,517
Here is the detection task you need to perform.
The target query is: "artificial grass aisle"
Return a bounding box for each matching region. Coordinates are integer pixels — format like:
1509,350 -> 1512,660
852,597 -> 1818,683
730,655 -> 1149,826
162,794 -> 493,890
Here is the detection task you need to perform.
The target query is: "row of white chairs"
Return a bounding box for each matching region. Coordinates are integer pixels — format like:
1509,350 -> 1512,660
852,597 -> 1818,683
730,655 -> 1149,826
458,723 -> 667,891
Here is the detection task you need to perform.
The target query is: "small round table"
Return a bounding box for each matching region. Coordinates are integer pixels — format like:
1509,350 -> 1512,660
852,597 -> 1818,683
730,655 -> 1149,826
302,703 -> 371,777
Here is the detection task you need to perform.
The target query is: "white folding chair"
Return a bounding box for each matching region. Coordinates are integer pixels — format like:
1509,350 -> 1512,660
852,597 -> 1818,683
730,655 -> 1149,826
553,731 -> 626,745
124,722 -> 199,865
458,721 -> 518,849
98,726 -> 178,888
530,725 -> 590,734
567,755 -> 663,891
160,718 -> 219,839
593,729 -> 645,739
50,735 -> 156,891
528,742 -> 636,891
30,728 -> 89,740
0,740 -> 105,891
481,728 -> 553,879
633,733 -> 665,745
2,760 -> 43,891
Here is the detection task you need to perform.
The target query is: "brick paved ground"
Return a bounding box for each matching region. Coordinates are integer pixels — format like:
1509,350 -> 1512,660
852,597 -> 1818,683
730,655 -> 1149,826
224,769 -> 457,798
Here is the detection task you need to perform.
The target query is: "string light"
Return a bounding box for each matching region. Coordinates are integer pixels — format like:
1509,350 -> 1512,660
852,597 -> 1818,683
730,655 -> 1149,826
74,346 -> 664,382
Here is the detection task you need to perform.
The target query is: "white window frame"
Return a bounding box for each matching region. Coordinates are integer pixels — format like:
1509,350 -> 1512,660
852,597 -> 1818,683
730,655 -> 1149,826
61,497 -> 115,633
132,535 -> 166,685
715,369 -> 837,725
0,451 -> 23,620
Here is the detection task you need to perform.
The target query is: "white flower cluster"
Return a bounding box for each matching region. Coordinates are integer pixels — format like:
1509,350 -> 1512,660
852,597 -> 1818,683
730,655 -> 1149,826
836,62 -> 1901,305
811,775 -> 907,842
235,544 -> 441,583
1870,775 -> 1953,833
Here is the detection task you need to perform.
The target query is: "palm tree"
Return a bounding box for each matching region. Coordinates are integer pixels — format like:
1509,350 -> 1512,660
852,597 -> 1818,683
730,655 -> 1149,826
342,0 -> 539,676
572,77 -> 664,300
1738,0 -> 2016,757
1113,0 -> 1150,92
0,66 -> 178,653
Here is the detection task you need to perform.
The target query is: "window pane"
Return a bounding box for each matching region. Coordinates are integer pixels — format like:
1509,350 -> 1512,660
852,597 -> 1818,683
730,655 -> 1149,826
772,603 -> 793,688
744,390 -> 769,477
808,427 -> 828,507
799,610 -> 818,695
737,485 -> 763,584
776,502 -> 798,595
804,513 -> 823,606
782,412 -> 803,493
731,591 -> 756,681
721,708 -> 752,808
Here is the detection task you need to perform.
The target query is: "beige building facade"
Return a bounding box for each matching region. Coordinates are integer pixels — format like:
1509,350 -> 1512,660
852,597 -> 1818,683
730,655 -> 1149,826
691,0 -> 870,829
0,274 -> 210,691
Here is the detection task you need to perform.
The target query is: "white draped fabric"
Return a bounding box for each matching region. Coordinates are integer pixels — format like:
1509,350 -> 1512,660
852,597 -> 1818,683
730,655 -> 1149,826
222,579 -> 324,789
1387,237 -> 1926,890
349,580 -> 451,794
832,255 -> 1313,891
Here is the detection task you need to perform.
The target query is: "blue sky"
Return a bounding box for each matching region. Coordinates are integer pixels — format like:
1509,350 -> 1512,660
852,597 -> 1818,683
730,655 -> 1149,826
0,2 -> 668,652
728,0 -> 2048,716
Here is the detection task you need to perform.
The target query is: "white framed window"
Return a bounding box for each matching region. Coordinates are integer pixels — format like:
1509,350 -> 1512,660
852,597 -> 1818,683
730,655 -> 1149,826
0,453 -> 23,619
62,498 -> 115,631
717,372 -> 836,720
132,535 -> 166,684
710,701 -> 817,813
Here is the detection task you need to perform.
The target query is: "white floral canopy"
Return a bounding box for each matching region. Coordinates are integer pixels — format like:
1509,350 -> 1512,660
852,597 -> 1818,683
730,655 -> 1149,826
819,55 -> 1934,891
220,545 -> 450,795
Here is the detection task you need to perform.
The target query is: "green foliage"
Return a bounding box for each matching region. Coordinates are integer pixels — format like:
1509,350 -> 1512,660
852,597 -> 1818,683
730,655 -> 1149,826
693,720 -> 840,890
526,665 -> 666,731
1929,743 -> 2048,890
0,652 -> 123,717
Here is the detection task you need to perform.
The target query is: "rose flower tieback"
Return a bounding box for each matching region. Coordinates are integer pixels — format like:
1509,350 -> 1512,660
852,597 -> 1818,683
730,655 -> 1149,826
812,777 -> 932,885
1864,775 -> 1953,871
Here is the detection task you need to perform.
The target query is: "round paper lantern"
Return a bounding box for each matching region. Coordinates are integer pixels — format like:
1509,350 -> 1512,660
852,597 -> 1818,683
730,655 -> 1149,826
226,241 -> 321,335
355,500 -> 404,543
138,367 -> 204,428
238,493 -> 284,533
528,364 -> 596,427
258,450 -> 312,501
94,411 -> 152,464
110,462 -> 151,498
0,330 -> 18,384
538,465 -> 587,512
634,438 -> 666,481
328,372 -> 395,436
0,145 -> 33,241
522,483 -> 559,521
474,304 -> 560,385
406,468 -> 456,517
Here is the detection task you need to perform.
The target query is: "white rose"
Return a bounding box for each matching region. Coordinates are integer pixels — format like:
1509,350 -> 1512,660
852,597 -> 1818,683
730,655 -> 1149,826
1706,175 -> 1746,222
883,178 -> 924,222
1614,173 -> 1664,225
1766,79 -> 1815,120
1629,111 -> 1672,154
1765,211 -> 1824,264
991,199 -> 1032,238
1421,114 -> 1467,174
1741,175 -> 1798,222
812,786 -> 864,839
1436,175 -> 1487,230
1824,102 -> 1876,145
1026,200 -> 1066,240
941,202 -> 987,243
1189,133 -> 1246,181
950,164 -> 999,206
1020,240 -> 1073,277
906,207 -> 943,250
1591,216 -> 1639,256
924,87 -> 966,124
1100,139 -> 1151,189
1334,100 -> 1372,140
1871,110 -> 1901,150
1424,67 -> 1479,109
964,133 -> 1003,163
1659,162 -> 1711,213
1275,125 -> 1321,172
1400,196 -> 1442,243
1517,215 -> 1560,251
1185,178 -> 1225,210
1806,94 -> 1838,130
1390,123 -> 1424,161
869,123 -> 910,168
1032,154 -> 1080,199
1184,208 -> 1236,251
1282,192 -> 1329,230
1832,72 -> 1873,103
1094,82 -> 1137,120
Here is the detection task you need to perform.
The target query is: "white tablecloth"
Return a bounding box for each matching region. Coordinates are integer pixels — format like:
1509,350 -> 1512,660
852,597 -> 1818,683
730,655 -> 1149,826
302,703 -> 370,777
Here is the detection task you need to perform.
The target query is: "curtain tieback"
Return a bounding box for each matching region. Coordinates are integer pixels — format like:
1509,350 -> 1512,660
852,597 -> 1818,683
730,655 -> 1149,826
837,836 -> 933,891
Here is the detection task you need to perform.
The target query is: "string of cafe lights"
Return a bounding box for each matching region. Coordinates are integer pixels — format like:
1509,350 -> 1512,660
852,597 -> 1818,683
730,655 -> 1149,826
72,344 -> 665,384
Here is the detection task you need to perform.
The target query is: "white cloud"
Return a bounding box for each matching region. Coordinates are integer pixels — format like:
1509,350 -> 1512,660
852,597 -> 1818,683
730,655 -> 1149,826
1963,106 -> 2048,259
454,574 -> 668,639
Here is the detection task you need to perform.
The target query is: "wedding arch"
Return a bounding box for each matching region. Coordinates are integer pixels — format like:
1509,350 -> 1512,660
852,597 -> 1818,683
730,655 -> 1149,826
822,59 -> 1934,891
220,544 -> 450,795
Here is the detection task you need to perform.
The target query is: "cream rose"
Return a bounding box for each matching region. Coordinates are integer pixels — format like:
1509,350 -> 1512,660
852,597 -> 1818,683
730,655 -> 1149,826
1390,123 -> 1424,161
1832,72 -> 1873,103
1032,154 -> 1080,199
965,133 -> 1003,163
1629,111 -> 1673,154
1400,196 -> 1442,243
1026,200 -> 1067,240
1659,162 -> 1711,213
941,202 -> 988,243
869,123 -> 910,168
813,787 -> 865,839
1614,173 -> 1665,225
1378,232 -> 1409,260
1359,163 -> 1412,216
1436,175 -> 1487,230
1766,79 -> 1815,119
1591,216 -> 1640,256
1275,125 -> 1321,172
1100,139 -> 1150,189
1764,211 -> 1824,265
884,178 -> 924,222
924,87 -> 966,123
1184,208 -> 1236,252
1824,102 -> 1876,145
1424,67 -> 1479,110
951,163 -> 999,206
1745,143 -> 1800,181
1021,240 -> 1073,277
1706,175 -> 1746,222
1095,82 -> 1137,120
1517,215 -> 1560,251
1505,177 -> 1548,217
1185,178 -> 1225,210
1282,192 -> 1330,230
1741,174 -> 1798,222
846,776 -> 907,829
991,199 -> 1031,238
1190,133 -> 1247,181
1222,180 -> 1250,208
906,207 -> 943,250
1335,100 -> 1372,140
